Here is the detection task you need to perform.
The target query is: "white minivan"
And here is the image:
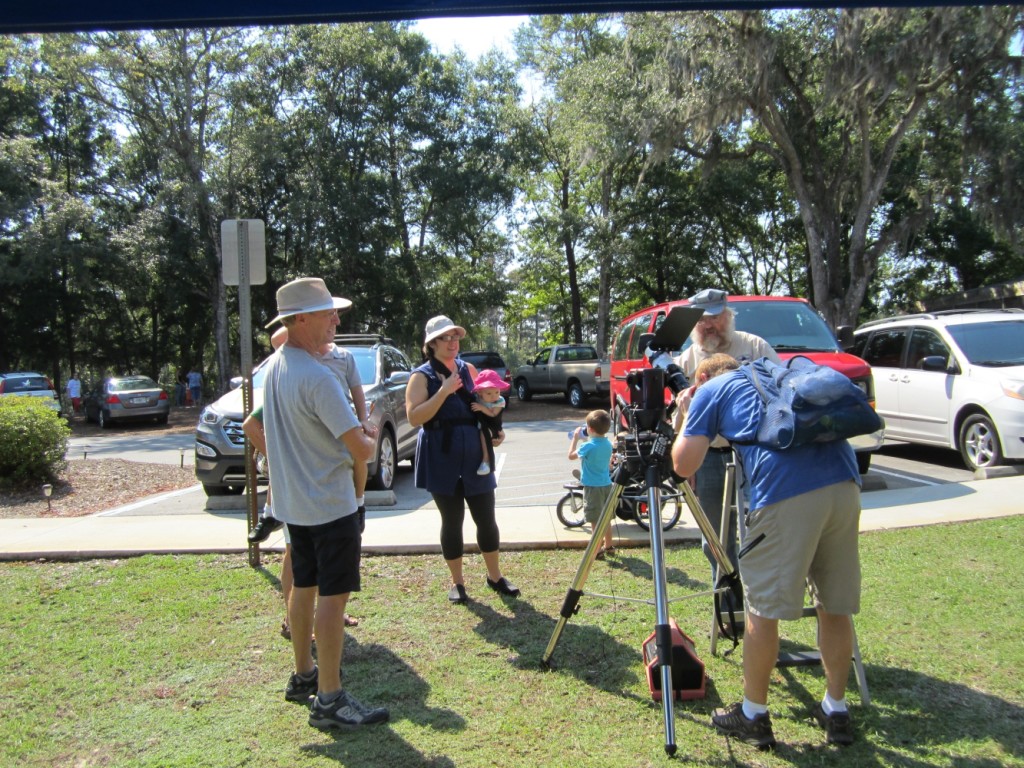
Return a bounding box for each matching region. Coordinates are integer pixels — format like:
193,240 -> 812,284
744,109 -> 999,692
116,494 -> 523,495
853,309 -> 1024,470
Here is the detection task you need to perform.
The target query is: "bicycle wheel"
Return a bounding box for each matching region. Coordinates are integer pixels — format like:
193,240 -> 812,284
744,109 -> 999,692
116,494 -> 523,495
630,483 -> 683,531
556,490 -> 587,528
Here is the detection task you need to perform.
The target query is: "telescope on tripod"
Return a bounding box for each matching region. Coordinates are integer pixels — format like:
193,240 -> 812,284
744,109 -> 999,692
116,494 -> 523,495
540,305 -> 742,757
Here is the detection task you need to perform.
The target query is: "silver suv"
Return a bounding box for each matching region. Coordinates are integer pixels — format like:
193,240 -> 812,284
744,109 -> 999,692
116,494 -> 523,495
854,309 -> 1024,470
194,334 -> 418,496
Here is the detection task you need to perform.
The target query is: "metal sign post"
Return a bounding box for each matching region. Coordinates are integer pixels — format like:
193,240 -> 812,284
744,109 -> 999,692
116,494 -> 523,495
221,218 -> 266,567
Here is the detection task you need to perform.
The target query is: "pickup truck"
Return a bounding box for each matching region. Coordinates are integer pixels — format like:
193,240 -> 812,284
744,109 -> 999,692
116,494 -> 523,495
513,344 -> 610,408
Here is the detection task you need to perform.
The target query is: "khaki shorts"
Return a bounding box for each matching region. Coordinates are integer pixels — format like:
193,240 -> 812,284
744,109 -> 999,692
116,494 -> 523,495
584,484 -> 615,525
741,481 -> 861,620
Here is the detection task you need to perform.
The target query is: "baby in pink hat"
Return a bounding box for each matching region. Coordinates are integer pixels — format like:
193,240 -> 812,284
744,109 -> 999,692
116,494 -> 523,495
471,369 -> 510,475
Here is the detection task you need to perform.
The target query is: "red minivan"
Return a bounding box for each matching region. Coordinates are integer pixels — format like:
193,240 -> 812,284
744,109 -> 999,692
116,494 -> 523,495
609,295 -> 883,473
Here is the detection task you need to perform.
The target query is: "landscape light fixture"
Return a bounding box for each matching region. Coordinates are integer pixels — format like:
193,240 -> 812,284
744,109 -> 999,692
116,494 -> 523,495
42,483 -> 52,512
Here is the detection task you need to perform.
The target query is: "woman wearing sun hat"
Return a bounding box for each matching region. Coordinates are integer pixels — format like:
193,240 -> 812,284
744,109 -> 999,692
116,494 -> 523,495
405,315 -> 520,605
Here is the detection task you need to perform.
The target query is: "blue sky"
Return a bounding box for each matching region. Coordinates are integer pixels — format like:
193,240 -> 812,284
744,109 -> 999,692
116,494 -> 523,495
412,15 -> 528,60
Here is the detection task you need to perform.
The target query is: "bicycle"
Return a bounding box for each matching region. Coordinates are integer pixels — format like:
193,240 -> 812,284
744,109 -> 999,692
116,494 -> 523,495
555,469 -> 683,531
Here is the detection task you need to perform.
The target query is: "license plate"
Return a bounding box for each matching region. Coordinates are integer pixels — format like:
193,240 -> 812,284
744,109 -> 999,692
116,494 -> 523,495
130,396 -> 148,404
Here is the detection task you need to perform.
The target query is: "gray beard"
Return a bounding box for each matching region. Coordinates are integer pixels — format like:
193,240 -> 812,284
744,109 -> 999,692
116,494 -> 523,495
697,330 -> 728,353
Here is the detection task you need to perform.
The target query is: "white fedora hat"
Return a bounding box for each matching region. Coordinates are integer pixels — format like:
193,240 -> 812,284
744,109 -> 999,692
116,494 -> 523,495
266,278 -> 352,328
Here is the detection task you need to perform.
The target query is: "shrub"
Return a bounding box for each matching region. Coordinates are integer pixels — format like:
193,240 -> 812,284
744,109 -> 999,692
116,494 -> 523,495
0,397 -> 70,488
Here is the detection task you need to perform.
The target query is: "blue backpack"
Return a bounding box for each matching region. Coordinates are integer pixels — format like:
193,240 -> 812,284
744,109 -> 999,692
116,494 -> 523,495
740,356 -> 883,450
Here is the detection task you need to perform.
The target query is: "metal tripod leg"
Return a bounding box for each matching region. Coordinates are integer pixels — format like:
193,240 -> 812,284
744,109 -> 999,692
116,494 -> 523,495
541,475 -> 625,668
709,458 -> 744,654
542,462 -> 681,756
643,464 -> 677,756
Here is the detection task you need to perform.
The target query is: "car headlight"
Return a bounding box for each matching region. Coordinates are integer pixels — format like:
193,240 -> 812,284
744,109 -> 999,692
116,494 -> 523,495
1001,379 -> 1024,401
200,407 -> 221,425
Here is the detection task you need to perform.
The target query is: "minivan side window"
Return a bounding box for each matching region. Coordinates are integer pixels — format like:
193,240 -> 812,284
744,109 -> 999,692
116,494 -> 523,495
862,328 -> 908,369
906,328 -> 951,370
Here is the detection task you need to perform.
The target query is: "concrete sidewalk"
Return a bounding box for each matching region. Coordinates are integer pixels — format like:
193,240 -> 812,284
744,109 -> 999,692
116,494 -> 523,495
1,472 -> 1021,561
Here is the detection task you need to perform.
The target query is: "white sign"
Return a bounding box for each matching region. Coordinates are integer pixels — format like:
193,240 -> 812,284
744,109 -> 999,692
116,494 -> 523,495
221,219 -> 267,286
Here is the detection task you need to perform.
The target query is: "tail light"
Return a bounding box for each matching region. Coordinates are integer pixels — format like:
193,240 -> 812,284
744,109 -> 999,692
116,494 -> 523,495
158,391 -> 168,401
0,381 -> 5,394
594,365 -> 603,382
106,394 -> 122,405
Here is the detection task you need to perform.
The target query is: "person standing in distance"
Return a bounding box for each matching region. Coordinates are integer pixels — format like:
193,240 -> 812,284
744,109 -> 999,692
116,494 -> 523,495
406,315 -> 519,605
672,353 -> 861,750
262,277 -> 388,730
673,289 -> 781,623
65,373 -> 82,415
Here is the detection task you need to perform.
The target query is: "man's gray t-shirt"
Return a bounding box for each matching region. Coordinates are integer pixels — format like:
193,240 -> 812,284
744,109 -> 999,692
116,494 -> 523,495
263,345 -> 360,526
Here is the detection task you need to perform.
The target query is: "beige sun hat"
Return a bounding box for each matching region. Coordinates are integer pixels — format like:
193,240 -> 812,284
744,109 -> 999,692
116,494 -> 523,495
265,277 -> 352,328
424,315 -> 466,344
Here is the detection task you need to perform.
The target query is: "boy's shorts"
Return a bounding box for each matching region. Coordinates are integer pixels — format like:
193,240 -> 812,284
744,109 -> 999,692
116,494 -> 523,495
741,481 -> 861,620
584,484 -> 615,525
287,513 -> 362,597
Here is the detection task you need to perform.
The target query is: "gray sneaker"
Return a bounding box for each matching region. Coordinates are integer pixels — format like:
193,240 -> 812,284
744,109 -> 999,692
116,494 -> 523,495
285,667 -> 318,702
308,690 -> 390,729
711,702 -> 776,750
812,703 -> 854,745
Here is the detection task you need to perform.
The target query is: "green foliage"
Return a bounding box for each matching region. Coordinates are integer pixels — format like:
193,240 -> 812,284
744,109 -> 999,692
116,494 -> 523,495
0,397 -> 70,488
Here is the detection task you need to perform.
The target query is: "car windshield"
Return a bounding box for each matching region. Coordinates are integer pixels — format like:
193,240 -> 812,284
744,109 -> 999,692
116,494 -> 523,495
4,376 -> 49,391
111,376 -> 159,392
946,320 -> 1024,366
665,300 -> 840,355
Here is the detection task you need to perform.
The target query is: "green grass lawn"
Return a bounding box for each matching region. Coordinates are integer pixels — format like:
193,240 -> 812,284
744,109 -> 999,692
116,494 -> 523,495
2,516 -> 1022,767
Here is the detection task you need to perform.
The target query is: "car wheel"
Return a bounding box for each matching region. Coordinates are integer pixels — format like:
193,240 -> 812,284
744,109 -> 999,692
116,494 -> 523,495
516,379 -> 532,402
959,414 -> 1002,470
157,414 -> 169,425
856,452 -> 871,475
568,382 -> 585,409
203,484 -> 233,497
369,428 -> 397,491
98,409 -> 111,429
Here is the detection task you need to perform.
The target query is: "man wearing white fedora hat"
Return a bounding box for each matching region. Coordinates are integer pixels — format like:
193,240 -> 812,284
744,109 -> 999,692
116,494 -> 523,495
261,277 -> 389,730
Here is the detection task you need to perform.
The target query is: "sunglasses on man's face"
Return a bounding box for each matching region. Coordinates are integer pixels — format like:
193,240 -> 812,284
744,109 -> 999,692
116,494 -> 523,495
436,334 -> 460,343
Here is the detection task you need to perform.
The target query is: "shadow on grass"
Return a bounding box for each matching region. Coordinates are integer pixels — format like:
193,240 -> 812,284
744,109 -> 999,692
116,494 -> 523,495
605,549 -> 708,593
768,661 -> 1024,765
300,635 -> 464,767
463,595 -> 649,701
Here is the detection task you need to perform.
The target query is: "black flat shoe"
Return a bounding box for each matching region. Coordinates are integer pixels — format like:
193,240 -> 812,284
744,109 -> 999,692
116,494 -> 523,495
486,577 -> 521,597
447,584 -> 468,604
248,515 -> 283,543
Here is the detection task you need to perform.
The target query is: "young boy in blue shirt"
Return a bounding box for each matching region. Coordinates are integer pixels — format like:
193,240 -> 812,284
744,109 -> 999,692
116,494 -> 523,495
568,409 -> 615,557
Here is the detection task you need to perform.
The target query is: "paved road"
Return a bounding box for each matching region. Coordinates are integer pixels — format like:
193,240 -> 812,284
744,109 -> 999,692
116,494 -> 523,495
67,418 -> 992,522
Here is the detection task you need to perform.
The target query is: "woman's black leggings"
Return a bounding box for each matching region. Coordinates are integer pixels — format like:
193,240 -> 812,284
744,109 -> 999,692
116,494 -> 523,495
433,481 -> 499,561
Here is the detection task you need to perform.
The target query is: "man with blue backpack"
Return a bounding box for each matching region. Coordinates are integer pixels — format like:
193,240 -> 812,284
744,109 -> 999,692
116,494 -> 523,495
672,353 -> 862,751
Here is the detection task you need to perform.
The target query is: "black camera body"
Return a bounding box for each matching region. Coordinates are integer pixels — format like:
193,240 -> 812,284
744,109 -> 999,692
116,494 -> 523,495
619,368 -> 674,480
616,305 -> 705,481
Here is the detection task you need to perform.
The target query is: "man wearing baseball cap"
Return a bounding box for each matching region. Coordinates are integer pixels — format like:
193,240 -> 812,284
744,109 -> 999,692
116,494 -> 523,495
261,277 -> 388,730
674,289 -> 781,633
